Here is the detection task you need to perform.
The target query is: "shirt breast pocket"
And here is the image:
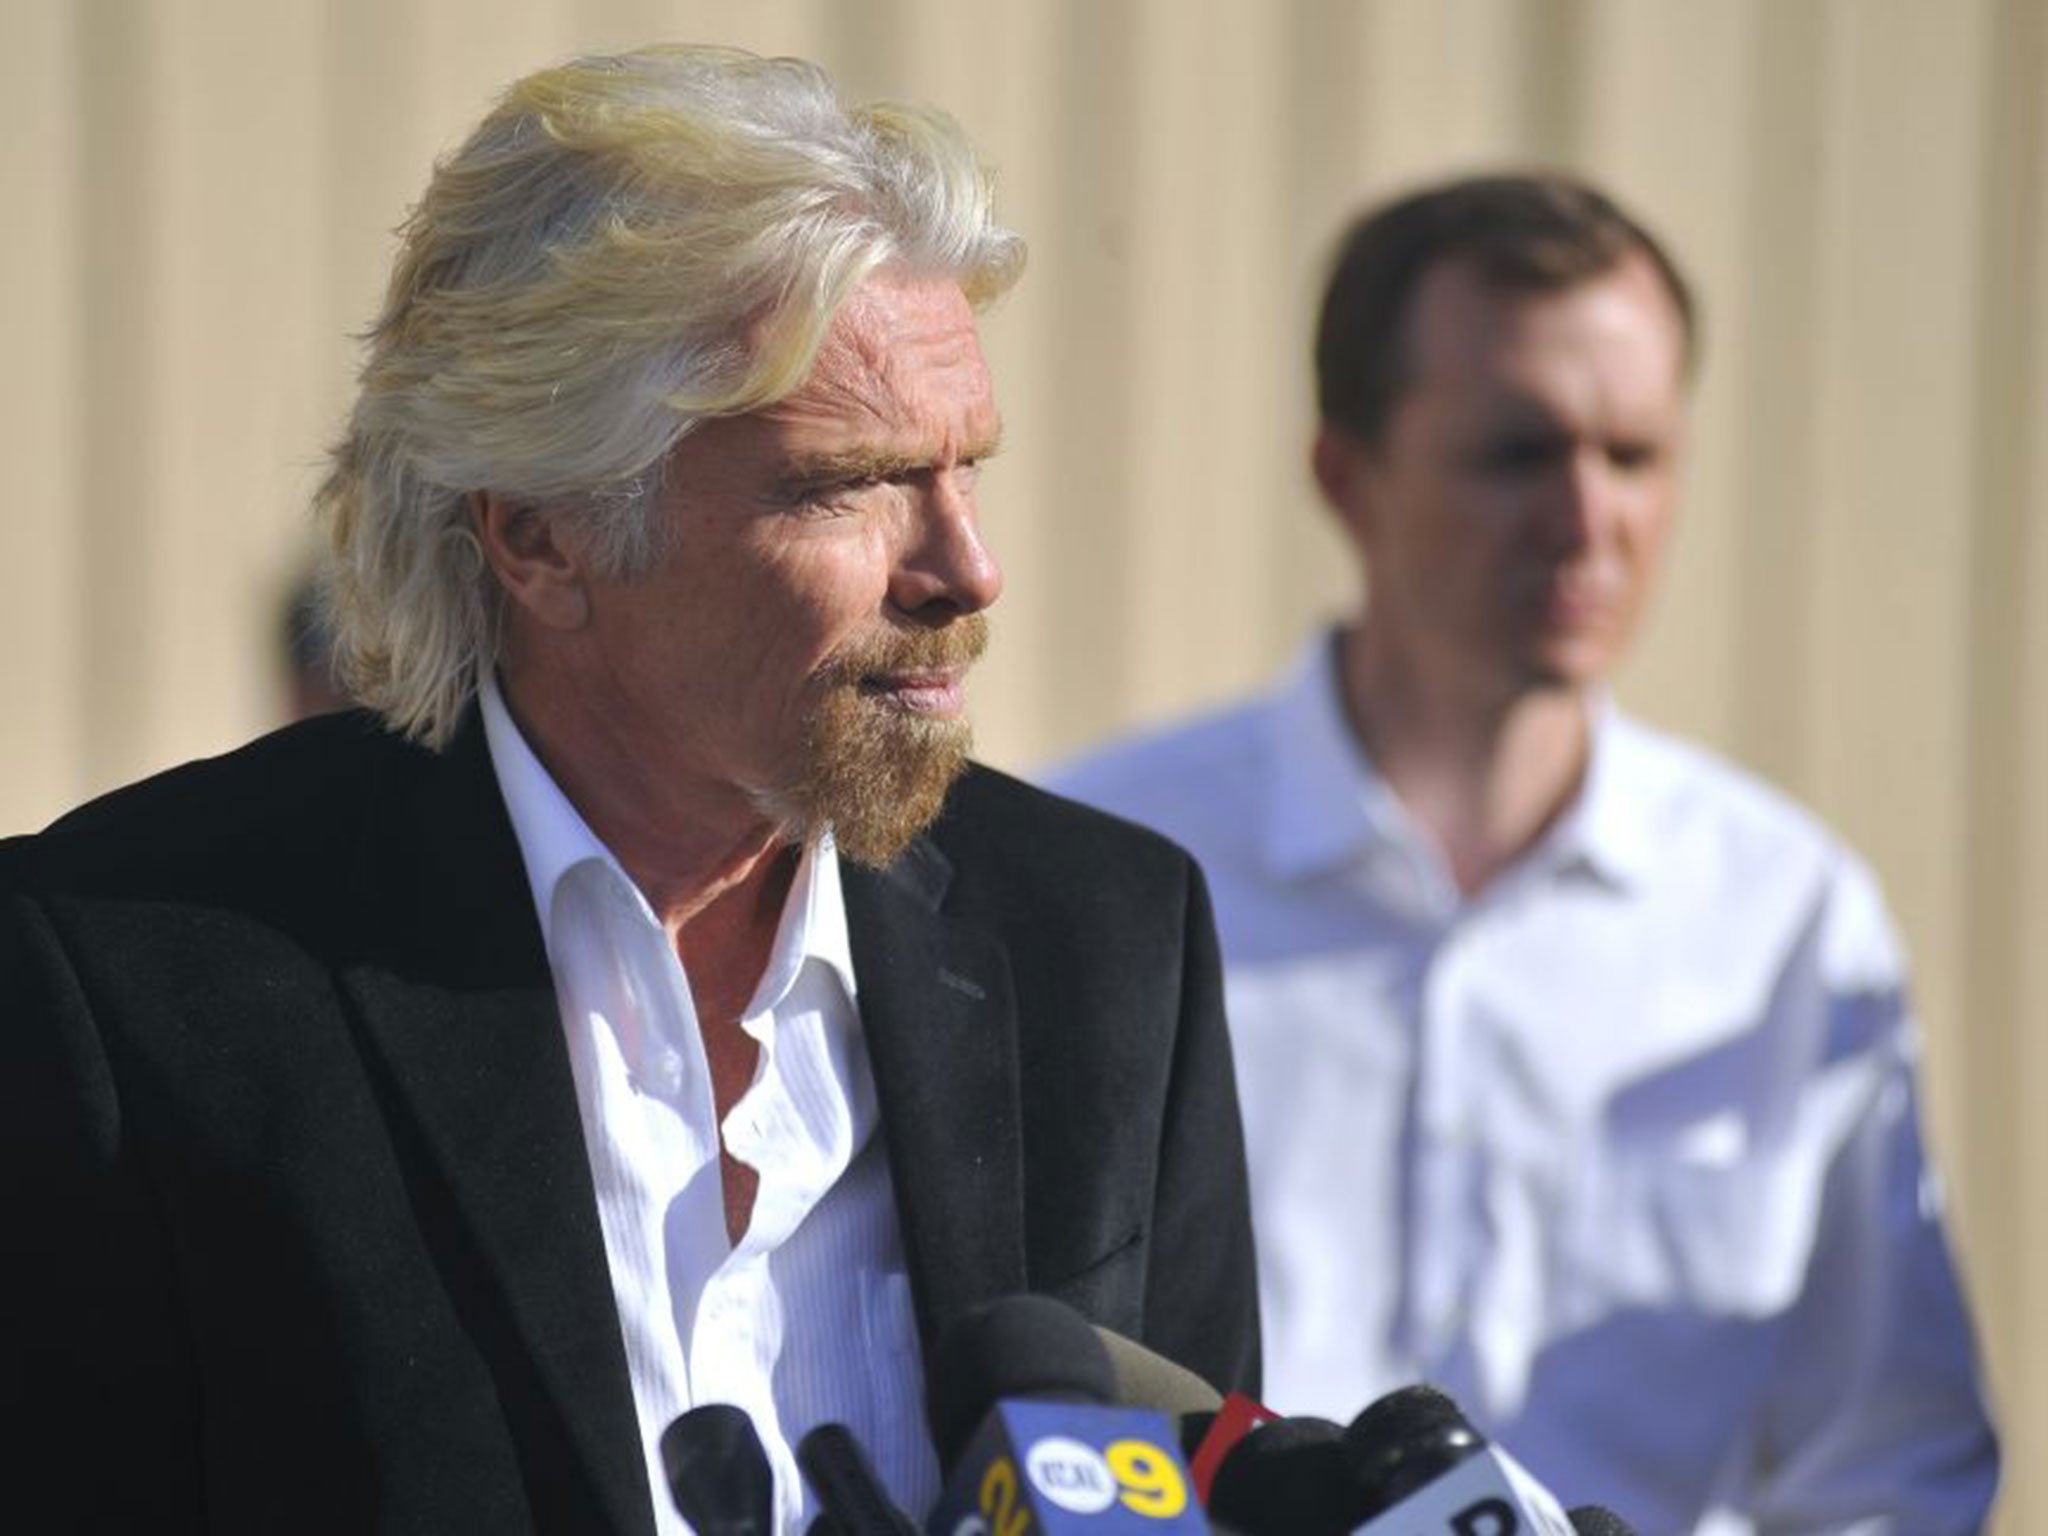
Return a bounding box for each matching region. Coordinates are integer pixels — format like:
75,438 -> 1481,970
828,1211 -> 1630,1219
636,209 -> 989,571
1584,1089 -> 1821,1321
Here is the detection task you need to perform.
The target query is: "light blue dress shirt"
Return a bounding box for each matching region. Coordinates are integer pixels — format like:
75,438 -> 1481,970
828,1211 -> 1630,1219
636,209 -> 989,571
1050,635 -> 1997,1536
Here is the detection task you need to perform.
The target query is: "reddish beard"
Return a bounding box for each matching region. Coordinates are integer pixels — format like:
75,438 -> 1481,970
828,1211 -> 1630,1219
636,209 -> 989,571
769,614 -> 989,868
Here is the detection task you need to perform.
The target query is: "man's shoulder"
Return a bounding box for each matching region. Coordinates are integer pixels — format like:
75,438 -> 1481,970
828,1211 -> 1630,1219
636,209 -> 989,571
1607,712 -> 1901,976
1609,712 -> 1848,867
0,711 -> 412,903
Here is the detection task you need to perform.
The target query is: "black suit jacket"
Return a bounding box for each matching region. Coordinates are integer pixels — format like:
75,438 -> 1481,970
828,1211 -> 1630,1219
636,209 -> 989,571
0,710 -> 1257,1533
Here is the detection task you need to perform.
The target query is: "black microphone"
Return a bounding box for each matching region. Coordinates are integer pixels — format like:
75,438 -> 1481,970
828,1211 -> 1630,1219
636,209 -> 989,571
660,1402 -> 776,1535
926,1293 -> 1116,1473
1567,1506 -> 1639,1535
1343,1384 -> 1573,1534
1345,1383 -> 1482,1511
1205,1414 -> 1368,1535
796,1421 -> 921,1536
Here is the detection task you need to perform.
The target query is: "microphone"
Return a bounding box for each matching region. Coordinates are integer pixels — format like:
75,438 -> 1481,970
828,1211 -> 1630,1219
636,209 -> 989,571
1091,1326 -> 1222,1421
1204,1415 -> 1369,1535
1180,1394 -> 1277,1506
796,1422 -> 921,1536
1343,1385 -> 1573,1536
660,1402 -> 776,1535
1086,1324 -> 1276,1507
927,1293 -> 1115,1472
1567,1507 -> 1638,1536
924,1294 -> 1208,1533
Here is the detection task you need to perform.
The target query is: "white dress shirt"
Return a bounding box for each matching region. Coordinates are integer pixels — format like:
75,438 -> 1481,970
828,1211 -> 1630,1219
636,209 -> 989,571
480,678 -> 939,1533
1050,636 -> 1997,1535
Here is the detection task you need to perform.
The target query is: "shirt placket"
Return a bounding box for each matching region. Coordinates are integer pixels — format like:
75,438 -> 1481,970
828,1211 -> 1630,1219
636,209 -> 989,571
690,1007 -> 780,1382
1408,915 -> 1482,1373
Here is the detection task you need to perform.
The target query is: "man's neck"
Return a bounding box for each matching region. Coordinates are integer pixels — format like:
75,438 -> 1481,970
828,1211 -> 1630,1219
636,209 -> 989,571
1337,625 -> 1593,898
495,661 -> 798,1245
496,657 -> 791,930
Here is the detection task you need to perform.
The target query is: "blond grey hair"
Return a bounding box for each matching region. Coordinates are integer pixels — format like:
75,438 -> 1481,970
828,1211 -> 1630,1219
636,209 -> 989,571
317,44 -> 1025,747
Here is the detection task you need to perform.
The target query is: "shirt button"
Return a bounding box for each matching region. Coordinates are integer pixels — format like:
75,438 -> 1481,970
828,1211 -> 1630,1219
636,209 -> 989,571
656,1049 -> 684,1094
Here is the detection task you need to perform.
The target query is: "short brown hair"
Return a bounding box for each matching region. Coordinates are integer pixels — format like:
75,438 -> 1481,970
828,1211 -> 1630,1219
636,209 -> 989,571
1314,171 -> 1697,444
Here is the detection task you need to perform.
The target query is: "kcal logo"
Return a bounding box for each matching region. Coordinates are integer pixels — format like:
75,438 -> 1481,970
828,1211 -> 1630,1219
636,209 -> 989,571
1024,1436 -> 1119,1514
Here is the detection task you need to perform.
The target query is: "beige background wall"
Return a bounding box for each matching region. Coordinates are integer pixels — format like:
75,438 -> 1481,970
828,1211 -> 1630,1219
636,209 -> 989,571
4,0 -> 2042,1525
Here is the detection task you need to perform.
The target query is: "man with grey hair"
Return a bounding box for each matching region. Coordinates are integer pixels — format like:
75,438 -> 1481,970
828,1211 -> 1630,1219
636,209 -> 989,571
0,46 -> 1256,1533
1054,171 -> 1996,1532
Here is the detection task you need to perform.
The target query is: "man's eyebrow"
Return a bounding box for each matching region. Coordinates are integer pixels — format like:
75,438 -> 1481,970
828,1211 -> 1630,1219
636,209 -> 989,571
782,428 -> 1005,486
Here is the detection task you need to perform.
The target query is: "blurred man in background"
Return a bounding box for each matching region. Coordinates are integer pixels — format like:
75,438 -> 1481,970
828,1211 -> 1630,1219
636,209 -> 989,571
278,565 -> 348,720
1053,172 -> 1996,1532
1,45 -> 1256,1533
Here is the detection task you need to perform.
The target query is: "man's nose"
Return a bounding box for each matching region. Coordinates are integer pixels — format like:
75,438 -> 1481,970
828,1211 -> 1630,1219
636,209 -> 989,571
1541,450 -> 1614,554
890,475 -> 1003,620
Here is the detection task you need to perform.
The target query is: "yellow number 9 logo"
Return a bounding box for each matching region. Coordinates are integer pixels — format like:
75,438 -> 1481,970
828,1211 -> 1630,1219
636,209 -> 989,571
1105,1439 -> 1188,1519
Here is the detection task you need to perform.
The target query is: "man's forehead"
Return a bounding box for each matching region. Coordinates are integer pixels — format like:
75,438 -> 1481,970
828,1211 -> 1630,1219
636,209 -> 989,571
759,273 -> 999,452
1409,253 -> 1687,372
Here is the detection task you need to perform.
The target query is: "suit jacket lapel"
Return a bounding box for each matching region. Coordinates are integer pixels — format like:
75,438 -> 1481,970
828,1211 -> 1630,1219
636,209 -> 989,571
339,714 -> 655,1536
842,837 -> 1028,1346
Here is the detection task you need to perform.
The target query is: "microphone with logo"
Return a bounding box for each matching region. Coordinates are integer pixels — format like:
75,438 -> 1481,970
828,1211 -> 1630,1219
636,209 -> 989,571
1342,1385 -> 1578,1536
924,1295 -> 1210,1534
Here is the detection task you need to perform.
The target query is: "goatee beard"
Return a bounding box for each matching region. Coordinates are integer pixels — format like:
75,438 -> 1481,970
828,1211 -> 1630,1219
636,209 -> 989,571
765,614 -> 988,868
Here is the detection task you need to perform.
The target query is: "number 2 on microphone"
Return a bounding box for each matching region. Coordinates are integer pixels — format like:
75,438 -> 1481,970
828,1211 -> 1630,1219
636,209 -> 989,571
977,1455 -> 1030,1536
1105,1439 -> 1188,1518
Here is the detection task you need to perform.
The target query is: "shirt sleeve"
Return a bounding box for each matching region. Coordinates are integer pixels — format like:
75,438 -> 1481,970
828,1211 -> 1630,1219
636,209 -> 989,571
1740,870 -> 1999,1535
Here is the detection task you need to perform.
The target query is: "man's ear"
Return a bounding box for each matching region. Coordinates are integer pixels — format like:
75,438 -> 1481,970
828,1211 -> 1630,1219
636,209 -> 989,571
1311,423 -> 1374,540
469,492 -> 592,631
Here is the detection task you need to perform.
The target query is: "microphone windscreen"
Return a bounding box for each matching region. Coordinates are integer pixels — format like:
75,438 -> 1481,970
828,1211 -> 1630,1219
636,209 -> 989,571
660,1402 -> 775,1535
1091,1326 -> 1224,1419
1206,1415 -> 1365,1536
1185,1392 -> 1279,1504
1569,1505 -> 1640,1535
1345,1381 -> 1467,1450
795,1423 -> 919,1536
925,1294 -> 1115,1471
1345,1382 -> 1484,1510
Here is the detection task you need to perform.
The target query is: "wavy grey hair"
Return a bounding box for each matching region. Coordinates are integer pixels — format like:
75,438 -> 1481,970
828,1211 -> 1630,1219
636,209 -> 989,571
316,44 -> 1025,748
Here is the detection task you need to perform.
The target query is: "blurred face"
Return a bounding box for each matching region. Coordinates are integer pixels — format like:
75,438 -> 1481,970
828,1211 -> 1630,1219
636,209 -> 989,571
573,270 -> 1004,864
1319,251 -> 1688,706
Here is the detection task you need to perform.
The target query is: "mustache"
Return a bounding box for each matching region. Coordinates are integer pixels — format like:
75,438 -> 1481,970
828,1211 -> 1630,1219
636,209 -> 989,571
816,613 -> 990,686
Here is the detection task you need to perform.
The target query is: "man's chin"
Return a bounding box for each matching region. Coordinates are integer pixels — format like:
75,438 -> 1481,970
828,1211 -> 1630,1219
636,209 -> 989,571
772,695 -> 975,869
1520,627 -> 1625,691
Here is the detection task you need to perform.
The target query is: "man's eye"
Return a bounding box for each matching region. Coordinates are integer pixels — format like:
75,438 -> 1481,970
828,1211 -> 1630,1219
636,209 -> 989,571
792,476 -> 884,511
1475,437 -> 1562,475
